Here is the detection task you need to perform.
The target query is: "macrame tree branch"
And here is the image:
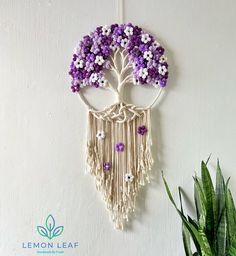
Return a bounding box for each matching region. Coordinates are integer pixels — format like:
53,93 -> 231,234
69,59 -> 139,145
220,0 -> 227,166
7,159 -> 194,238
106,48 -> 133,102
78,47 -> 163,111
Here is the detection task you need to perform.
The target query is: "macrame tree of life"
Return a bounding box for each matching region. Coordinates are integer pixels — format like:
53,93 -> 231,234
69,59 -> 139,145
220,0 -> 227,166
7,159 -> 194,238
69,23 -> 168,229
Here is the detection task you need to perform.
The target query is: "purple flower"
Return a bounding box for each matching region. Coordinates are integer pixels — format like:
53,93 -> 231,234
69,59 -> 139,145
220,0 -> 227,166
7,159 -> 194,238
148,67 -> 158,79
115,142 -> 125,152
129,47 -> 141,58
72,54 -> 77,61
139,44 -> 149,53
71,85 -> 80,93
157,46 -> 164,55
137,125 -> 148,135
103,162 -> 111,171
159,78 -> 167,87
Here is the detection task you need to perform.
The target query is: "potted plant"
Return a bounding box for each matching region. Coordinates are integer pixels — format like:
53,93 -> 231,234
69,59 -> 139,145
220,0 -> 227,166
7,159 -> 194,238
162,159 -> 236,256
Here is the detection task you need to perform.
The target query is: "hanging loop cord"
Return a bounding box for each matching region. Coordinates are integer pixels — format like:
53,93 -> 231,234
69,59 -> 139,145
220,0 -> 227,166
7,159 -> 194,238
116,0 -> 124,24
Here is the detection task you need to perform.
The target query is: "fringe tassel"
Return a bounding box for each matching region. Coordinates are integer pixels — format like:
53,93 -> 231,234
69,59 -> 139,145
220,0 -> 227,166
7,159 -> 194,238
86,103 -> 153,229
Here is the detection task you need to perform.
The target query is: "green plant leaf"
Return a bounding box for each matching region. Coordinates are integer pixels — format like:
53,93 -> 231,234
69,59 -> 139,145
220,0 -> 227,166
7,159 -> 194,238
215,160 -> 227,254
52,226 -> 64,237
182,224 -> 193,256
46,214 -> 55,232
179,187 -> 184,214
215,161 -> 226,223
227,235 -> 236,256
194,176 -> 206,228
186,215 -> 202,255
201,161 -> 215,244
206,154 -> 212,165
37,226 -> 49,238
216,209 -> 227,256
180,188 -> 195,255
162,173 -> 213,256
198,227 -> 214,256
226,187 -> 236,245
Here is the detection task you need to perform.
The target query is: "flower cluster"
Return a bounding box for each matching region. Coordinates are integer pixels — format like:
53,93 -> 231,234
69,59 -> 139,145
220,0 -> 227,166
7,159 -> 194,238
69,23 -> 168,92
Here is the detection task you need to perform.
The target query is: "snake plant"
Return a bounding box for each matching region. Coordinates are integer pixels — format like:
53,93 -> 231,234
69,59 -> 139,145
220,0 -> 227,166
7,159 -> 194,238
162,160 -> 236,256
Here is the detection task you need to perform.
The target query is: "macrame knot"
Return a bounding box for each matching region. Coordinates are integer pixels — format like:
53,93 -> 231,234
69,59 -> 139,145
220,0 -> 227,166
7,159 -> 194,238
90,102 -> 148,123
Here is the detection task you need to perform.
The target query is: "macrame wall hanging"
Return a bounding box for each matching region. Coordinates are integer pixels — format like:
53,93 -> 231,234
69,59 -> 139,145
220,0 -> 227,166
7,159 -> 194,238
69,2 -> 168,230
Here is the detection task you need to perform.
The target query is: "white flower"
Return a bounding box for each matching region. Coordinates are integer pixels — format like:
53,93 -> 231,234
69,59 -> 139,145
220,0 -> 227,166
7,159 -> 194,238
102,25 -> 111,36
159,55 -> 167,63
158,65 -> 168,75
98,77 -> 107,87
96,130 -> 105,140
125,173 -> 134,182
143,50 -> 153,61
139,68 -> 148,79
74,59 -> 84,69
124,26 -> 133,36
133,77 -> 139,85
153,80 -> 161,88
90,73 -> 98,83
120,38 -> 128,48
80,81 -> 87,88
141,33 -> 151,44
110,42 -> 117,51
152,41 -> 160,49
95,55 -> 105,66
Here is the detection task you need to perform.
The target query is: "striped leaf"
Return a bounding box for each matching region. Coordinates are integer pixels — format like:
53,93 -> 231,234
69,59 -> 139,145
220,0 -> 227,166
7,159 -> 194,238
216,209 -> 227,256
201,161 -> 215,244
227,235 -> 236,256
215,160 -> 227,254
194,176 -> 206,228
182,224 -> 193,256
226,187 -> 236,245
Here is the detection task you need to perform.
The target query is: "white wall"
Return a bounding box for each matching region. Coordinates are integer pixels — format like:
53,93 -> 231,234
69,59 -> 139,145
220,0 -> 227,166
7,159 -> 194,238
1,0 -> 236,255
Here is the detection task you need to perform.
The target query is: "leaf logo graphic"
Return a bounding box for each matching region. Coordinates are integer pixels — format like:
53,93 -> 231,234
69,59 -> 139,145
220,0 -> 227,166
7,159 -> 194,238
37,215 -> 64,240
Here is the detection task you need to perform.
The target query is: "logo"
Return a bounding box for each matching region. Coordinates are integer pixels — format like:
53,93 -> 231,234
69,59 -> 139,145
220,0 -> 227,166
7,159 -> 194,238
37,215 -> 64,240
21,214 -> 79,255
